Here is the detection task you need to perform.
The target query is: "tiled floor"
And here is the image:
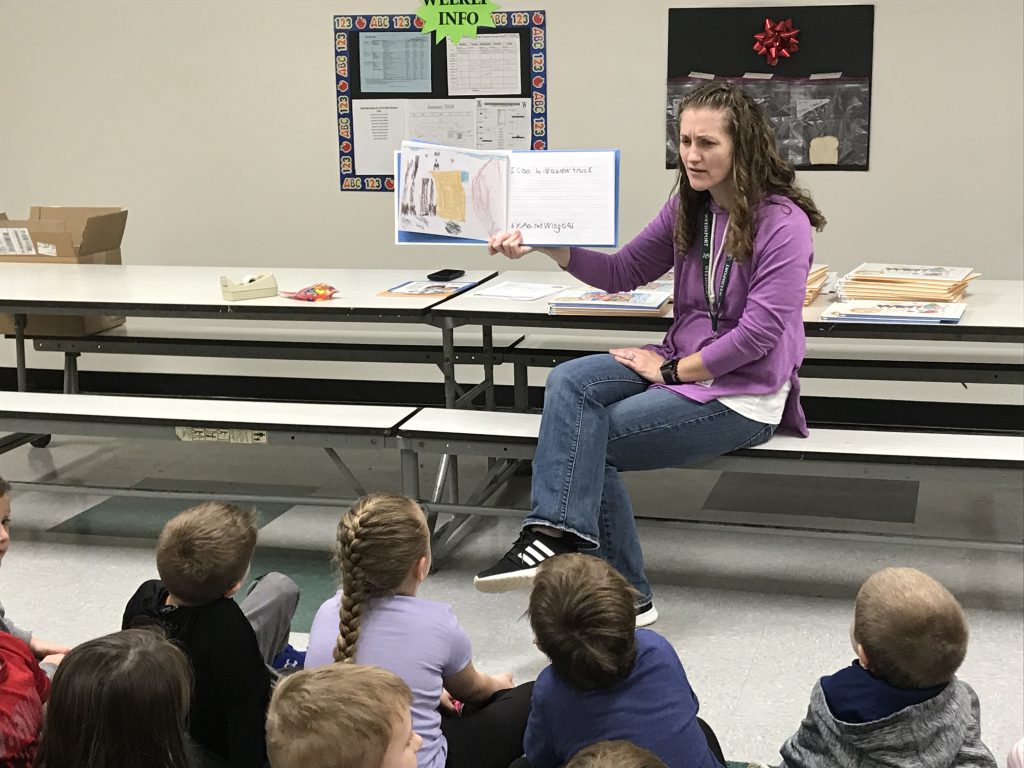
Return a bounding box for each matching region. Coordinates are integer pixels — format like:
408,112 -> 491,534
1,435 -> 1021,765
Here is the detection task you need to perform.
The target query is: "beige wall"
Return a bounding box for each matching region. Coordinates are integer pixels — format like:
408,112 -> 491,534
2,0 -> 1022,277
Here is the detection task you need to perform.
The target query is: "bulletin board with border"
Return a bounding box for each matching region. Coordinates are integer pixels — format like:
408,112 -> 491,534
334,10 -> 548,192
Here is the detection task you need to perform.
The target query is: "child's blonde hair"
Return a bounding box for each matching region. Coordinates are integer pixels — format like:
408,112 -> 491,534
156,502 -> 257,605
528,553 -> 638,691
332,492 -> 429,663
854,567 -> 968,688
266,663 -> 412,768
566,740 -> 667,768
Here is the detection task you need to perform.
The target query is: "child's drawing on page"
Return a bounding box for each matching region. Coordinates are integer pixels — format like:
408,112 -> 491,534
471,158 -> 505,236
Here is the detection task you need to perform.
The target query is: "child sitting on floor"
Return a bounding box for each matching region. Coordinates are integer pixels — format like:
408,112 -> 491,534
35,627 -> 192,768
122,502 -> 300,768
565,740 -> 668,768
305,492 -> 532,768
266,662 -> 421,768
0,476 -> 70,676
0,631 -> 50,767
518,553 -> 724,768
779,566 -> 996,767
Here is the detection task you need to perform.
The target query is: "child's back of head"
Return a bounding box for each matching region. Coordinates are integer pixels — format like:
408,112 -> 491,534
528,553 -> 637,691
35,628 -> 192,768
854,566 -> 968,688
566,740 -> 668,768
266,663 -> 419,768
332,492 -> 429,663
156,501 -> 257,605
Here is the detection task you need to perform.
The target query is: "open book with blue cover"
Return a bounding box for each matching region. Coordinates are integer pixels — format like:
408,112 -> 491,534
820,300 -> 967,324
395,140 -> 619,247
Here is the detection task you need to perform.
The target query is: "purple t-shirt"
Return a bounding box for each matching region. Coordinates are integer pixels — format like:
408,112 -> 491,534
306,592 -> 473,768
567,195 -> 814,435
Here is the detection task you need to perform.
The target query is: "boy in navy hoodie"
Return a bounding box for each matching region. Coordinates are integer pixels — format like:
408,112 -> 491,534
780,567 -> 996,768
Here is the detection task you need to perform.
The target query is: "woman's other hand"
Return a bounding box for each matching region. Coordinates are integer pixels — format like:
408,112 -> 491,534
610,347 -> 666,382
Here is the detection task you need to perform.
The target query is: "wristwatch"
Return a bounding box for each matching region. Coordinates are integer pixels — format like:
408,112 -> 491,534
659,357 -> 682,385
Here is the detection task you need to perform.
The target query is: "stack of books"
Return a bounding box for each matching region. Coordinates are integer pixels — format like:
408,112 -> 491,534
805,264 -> 829,306
548,288 -> 672,316
836,263 -> 978,303
821,300 -> 967,325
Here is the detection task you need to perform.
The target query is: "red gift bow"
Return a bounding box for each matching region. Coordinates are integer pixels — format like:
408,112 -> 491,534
753,17 -> 800,66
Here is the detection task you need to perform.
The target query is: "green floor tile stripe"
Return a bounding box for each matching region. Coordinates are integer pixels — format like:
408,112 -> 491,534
51,497 -> 293,539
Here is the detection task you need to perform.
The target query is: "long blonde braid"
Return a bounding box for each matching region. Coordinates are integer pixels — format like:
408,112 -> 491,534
332,493 -> 429,663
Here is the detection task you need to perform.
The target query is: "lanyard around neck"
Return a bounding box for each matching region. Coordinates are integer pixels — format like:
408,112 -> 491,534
702,209 -> 733,335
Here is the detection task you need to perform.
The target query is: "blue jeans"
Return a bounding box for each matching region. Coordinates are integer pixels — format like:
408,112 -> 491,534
526,354 -> 776,602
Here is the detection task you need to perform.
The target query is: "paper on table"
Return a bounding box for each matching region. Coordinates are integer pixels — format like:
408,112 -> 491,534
380,280 -> 475,297
353,100 -> 409,176
446,35 -> 521,96
474,281 -> 569,301
406,100 -> 477,149
507,151 -> 618,246
359,32 -> 432,93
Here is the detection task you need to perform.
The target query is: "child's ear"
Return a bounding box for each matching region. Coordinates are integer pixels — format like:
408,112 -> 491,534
855,642 -> 870,670
415,555 -> 430,583
224,580 -> 244,598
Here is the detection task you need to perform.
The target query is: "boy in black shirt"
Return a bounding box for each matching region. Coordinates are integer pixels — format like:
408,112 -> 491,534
123,502 -> 299,768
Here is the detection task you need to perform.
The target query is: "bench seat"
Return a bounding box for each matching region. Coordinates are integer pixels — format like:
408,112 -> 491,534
397,408 -> 1024,473
0,391 -> 416,447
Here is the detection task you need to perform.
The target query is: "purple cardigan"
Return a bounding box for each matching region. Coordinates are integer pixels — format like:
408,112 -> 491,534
567,194 -> 813,436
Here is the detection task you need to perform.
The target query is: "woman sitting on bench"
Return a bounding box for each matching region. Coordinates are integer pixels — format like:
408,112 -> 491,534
474,81 -> 826,625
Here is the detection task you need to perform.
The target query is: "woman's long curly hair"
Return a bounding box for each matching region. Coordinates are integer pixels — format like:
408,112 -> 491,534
332,492 -> 429,663
673,82 -> 826,263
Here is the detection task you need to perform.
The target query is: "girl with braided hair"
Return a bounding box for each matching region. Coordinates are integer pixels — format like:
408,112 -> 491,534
305,492 -> 533,768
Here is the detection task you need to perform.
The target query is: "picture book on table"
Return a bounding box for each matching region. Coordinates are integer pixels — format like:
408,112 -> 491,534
844,263 -> 975,282
547,288 -> 671,316
820,300 -> 967,324
378,280 -> 477,298
395,140 -> 619,248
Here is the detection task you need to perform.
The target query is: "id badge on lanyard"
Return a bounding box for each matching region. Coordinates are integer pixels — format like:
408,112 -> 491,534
702,209 -> 734,339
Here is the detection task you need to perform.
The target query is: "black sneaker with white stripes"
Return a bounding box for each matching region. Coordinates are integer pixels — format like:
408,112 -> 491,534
474,528 -> 577,592
635,601 -> 659,627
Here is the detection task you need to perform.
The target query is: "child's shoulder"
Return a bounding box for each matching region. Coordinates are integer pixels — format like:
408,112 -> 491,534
0,630 -> 36,664
388,595 -> 462,628
635,628 -> 675,653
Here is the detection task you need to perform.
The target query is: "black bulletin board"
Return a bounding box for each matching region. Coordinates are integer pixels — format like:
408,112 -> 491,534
666,5 -> 874,171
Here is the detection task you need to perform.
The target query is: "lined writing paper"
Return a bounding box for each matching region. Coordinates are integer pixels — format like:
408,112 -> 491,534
507,150 -> 618,246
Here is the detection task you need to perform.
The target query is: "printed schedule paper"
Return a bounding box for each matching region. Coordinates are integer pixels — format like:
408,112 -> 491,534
395,141 -> 620,247
359,32 -> 432,93
446,34 -> 521,96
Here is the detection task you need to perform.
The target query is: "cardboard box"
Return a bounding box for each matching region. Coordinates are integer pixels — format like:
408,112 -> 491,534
0,206 -> 128,336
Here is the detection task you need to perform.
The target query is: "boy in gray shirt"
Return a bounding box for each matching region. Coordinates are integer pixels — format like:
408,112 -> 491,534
779,566 -> 996,768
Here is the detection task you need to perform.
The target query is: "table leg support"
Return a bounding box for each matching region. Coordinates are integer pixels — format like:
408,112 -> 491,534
14,314 -> 27,392
441,321 -> 457,409
63,352 -> 81,394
